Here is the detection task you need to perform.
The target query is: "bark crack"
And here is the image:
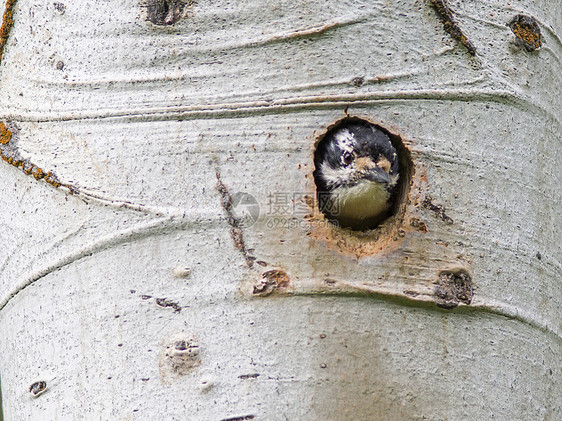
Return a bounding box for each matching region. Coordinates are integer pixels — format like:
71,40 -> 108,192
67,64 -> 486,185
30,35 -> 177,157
215,168 -> 254,268
429,0 -> 477,56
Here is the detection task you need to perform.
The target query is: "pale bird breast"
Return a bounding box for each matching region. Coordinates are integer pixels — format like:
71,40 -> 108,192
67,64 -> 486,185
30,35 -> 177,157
331,180 -> 390,221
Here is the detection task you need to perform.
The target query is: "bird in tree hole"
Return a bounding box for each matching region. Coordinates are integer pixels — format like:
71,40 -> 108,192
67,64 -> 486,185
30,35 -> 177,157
313,120 -> 400,230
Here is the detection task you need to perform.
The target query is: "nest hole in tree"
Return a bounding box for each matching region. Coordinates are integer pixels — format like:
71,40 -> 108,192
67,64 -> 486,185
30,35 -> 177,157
310,116 -> 413,253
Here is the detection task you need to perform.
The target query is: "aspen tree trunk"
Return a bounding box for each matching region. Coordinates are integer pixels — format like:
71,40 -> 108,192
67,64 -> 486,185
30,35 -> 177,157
0,0 -> 560,419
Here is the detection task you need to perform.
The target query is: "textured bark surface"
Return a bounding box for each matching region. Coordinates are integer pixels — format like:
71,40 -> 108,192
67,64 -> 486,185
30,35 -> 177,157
0,0 -> 560,419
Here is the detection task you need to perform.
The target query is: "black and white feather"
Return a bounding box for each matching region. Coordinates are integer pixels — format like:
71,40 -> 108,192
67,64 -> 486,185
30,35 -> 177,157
313,121 -> 400,229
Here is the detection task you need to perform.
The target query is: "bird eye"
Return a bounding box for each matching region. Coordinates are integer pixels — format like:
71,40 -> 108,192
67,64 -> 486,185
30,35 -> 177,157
342,152 -> 354,165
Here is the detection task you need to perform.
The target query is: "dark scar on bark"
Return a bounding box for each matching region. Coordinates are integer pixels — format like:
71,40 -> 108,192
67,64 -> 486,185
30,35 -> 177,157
509,15 -> 542,52
221,416 -> 255,421
429,0 -> 476,56
0,122 -> 78,193
141,0 -> 195,26
215,169 -> 254,268
434,269 -> 473,309
422,195 -> 453,224
155,297 -> 182,312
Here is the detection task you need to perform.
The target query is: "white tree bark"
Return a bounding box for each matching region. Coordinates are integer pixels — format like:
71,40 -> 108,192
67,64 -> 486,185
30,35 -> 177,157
0,0 -> 560,419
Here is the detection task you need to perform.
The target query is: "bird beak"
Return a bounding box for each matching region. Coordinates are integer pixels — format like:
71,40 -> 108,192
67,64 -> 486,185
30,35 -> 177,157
364,166 -> 391,184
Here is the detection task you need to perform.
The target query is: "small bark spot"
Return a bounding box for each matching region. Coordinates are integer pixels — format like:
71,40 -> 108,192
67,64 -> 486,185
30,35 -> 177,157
143,0 -> 194,26
410,218 -> 428,232
29,380 -> 47,397
173,266 -> 192,278
252,270 -> 290,296
53,2 -> 66,14
352,76 -> 365,87
434,269 -> 473,309
422,195 -> 453,224
159,333 -> 200,383
155,297 -> 182,312
238,373 -> 260,379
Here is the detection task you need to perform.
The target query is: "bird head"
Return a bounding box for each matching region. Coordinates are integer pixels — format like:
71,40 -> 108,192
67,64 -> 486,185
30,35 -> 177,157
313,121 -> 399,229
